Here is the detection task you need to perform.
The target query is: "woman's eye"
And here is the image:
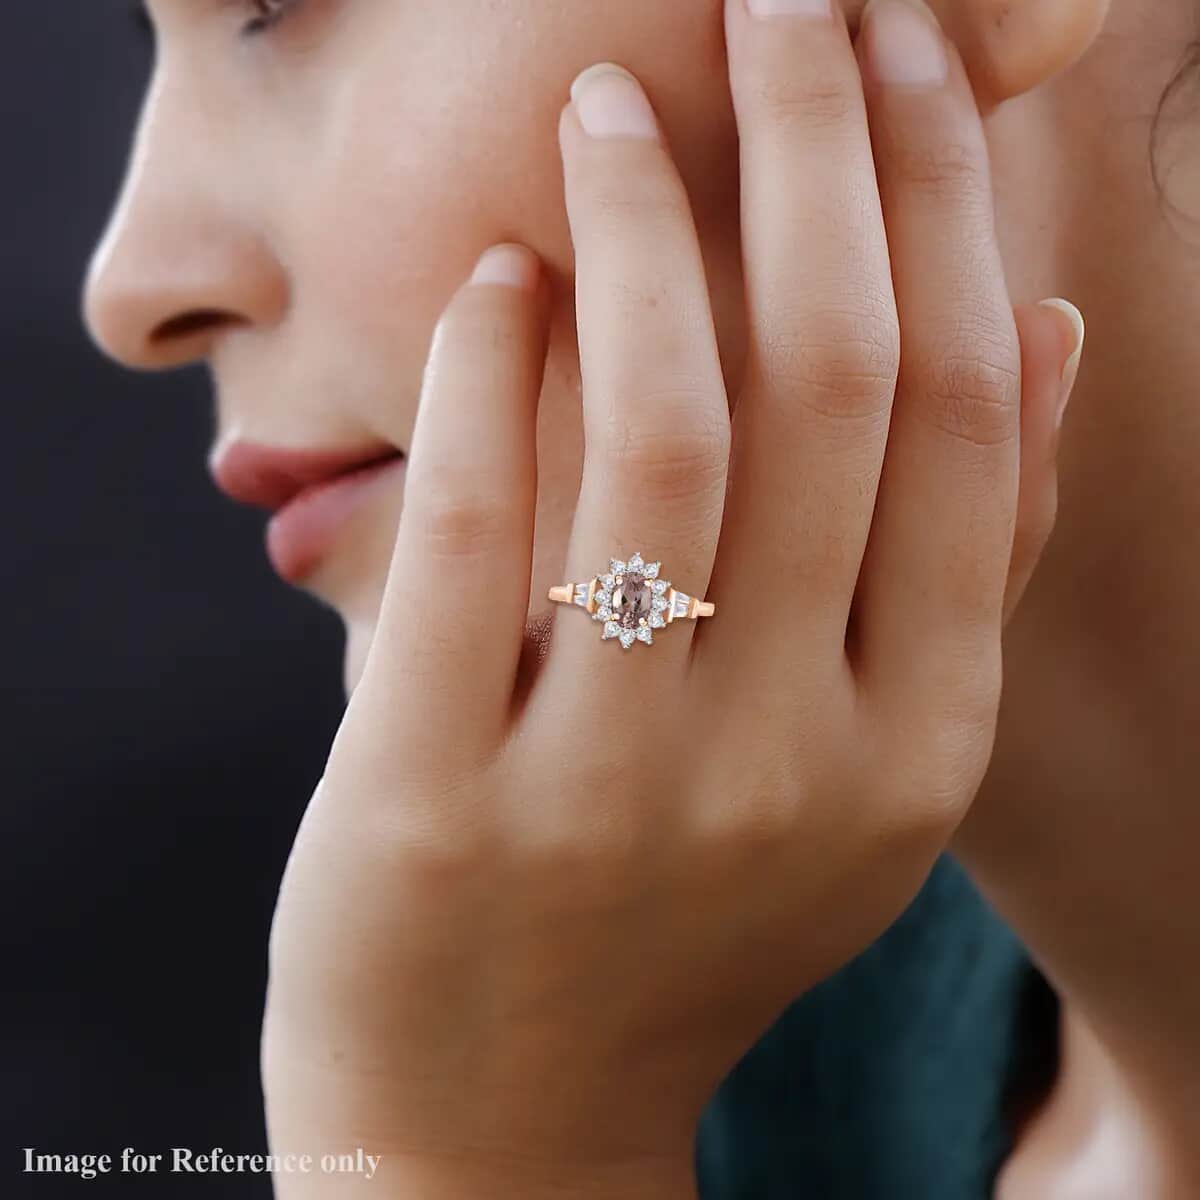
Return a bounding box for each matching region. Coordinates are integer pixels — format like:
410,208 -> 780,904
243,0 -> 301,36
129,2 -> 302,42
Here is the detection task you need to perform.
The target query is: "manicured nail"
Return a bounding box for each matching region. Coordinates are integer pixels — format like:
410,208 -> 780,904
863,0 -> 949,88
745,0 -> 833,18
570,64 -> 660,141
469,244 -> 539,291
1037,298 -> 1086,428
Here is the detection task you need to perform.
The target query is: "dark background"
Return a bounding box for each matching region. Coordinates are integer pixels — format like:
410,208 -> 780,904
3,8 -> 346,1196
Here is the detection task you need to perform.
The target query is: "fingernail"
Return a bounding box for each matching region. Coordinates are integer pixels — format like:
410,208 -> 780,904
469,244 -> 540,291
570,64 -> 660,141
745,0 -> 833,18
863,0 -> 949,88
1037,298 -> 1086,428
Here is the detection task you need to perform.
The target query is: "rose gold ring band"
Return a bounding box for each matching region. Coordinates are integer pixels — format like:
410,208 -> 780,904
548,582 -> 715,620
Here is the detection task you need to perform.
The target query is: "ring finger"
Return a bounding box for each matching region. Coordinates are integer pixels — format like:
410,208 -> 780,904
539,65 -> 730,694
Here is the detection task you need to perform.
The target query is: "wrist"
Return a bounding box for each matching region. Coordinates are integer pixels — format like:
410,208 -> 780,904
264,1031 -> 697,1200
377,1155 -> 698,1200
265,1139 -> 697,1200
263,995 -> 705,1199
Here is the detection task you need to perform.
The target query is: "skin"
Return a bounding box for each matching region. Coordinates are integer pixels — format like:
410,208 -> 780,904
84,0 -> 1199,1195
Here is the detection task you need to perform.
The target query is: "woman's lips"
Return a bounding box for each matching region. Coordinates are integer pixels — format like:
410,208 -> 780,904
209,439 -> 406,584
265,454 -> 405,584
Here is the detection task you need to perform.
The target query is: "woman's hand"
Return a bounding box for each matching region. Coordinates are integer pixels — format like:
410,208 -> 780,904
262,1 -> 1083,1194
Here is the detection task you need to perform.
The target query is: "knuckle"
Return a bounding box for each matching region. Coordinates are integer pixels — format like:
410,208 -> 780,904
889,138 -> 986,203
928,665 -> 1003,785
878,780 -> 966,852
415,486 -> 514,561
887,722 -> 996,843
758,304 -> 901,420
876,643 -> 1004,837
601,396 -> 730,502
746,69 -> 858,131
912,726 -> 996,834
920,338 -> 1021,449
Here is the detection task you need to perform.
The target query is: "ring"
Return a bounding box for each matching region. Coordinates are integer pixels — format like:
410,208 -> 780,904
548,552 -> 715,650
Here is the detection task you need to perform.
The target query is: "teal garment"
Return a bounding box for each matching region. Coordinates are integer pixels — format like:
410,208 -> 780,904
695,857 -> 1056,1200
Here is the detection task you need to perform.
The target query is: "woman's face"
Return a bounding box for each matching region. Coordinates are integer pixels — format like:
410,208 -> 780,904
92,0 -> 1183,705
86,0 -> 755,691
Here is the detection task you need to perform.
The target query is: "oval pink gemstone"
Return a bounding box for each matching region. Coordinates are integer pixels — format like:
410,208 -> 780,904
613,574 -> 653,629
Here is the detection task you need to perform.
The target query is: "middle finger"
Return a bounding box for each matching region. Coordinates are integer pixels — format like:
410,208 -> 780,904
538,65 -> 731,698
710,0 -> 899,652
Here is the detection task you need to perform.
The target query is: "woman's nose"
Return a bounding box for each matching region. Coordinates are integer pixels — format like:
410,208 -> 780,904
83,104 -> 288,369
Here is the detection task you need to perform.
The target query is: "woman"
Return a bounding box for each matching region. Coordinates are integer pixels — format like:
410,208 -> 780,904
84,0 -> 1198,1195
